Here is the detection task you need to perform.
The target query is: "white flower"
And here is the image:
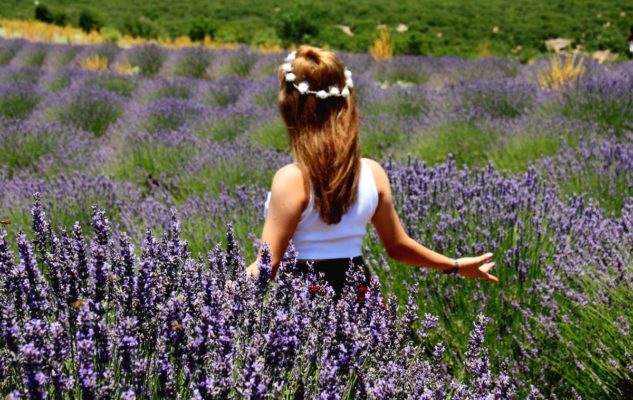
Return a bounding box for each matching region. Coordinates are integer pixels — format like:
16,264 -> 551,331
285,72 -> 296,82
285,51 -> 296,62
346,78 -> 354,88
329,86 -> 340,96
296,81 -> 309,94
281,62 -> 293,72
344,68 -> 352,79
341,87 -> 350,97
316,90 -> 329,99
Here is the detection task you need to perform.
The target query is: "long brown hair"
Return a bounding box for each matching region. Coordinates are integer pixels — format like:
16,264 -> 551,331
278,45 -> 361,225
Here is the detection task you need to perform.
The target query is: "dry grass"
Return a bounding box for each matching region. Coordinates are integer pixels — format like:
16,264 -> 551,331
0,19 -> 259,52
537,51 -> 585,90
0,19 -> 102,44
79,53 -> 110,71
369,27 -> 392,62
112,61 -> 140,75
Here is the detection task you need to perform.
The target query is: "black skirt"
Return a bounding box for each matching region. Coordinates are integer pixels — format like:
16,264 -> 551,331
295,256 -> 372,301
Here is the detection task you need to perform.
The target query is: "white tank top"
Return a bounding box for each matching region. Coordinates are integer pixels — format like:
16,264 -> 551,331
264,158 -> 379,259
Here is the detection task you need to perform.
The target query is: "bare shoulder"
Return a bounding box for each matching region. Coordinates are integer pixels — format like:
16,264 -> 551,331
273,163 -> 304,182
361,157 -> 390,194
271,163 -> 309,204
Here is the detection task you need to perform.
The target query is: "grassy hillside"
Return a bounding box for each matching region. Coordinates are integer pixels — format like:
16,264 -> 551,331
1,0 -> 632,60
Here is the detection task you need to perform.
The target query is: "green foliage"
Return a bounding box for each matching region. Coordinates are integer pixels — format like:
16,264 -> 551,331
87,75 -> 138,97
250,27 -> 282,48
248,117 -> 290,152
0,92 -> 40,120
0,130 -> 53,177
4,0 -> 630,58
34,3 -> 69,27
42,75 -> 71,93
556,84 -> 633,138
108,139 -> 195,191
489,132 -> 567,173
361,87 -> 429,118
214,23 -> 247,43
394,122 -> 496,168
101,26 -> 122,43
171,48 -> 213,79
0,44 -> 19,66
45,96 -> 122,137
34,4 -> 54,24
78,8 -> 103,33
192,114 -> 256,142
188,17 -> 217,41
273,2 -> 322,48
122,44 -> 167,76
393,31 -> 426,56
122,16 -> 164,39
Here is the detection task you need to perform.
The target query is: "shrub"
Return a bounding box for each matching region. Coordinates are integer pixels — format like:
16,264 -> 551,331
34,4 -> 54,24
78,8 -> 103,33
122,16 -> 164,39
137,98 -> 208,134
393,31 -> 426,56
119,44 -> 167,76
168,47 -> 214,79
82,73 -> 139,97
101,26 -> 122,43
42,86 -> 125,137
250,27 -> 282,49
0,119 -> 94,177
0,40 -> 21,66
34,4 -> 68,27
557,73 -> 633,136
222,47 -> 258,78
273,3 -> 320,47
0,83 -> 42,120
188,17 -> 217,41
451,79 -> 539,119
214,23 -> 246,43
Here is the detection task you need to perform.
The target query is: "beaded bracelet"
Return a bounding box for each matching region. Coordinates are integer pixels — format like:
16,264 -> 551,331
443,259 -> 460,275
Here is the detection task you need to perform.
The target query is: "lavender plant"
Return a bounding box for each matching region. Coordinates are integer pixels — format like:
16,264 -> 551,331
38,84 -> 126,137
0,198 -> 517,398
0,82 -> 42,120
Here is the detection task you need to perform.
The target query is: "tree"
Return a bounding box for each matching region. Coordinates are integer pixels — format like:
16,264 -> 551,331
78,8 -> 103,33
188,17 -> 217,41
34,4 -> 54,24
273,2 -> 322,48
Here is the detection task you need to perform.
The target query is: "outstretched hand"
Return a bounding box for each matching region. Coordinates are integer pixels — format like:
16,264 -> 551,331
455,253 -> 498,283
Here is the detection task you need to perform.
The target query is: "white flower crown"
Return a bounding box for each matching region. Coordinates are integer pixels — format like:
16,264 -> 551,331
281,50 -> 353,99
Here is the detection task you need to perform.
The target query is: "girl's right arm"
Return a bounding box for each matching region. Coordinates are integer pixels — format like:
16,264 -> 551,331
364,158 -> 499,283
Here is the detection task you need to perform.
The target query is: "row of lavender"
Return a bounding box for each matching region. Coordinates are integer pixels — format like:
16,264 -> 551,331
0,37 -> 632,397
1,47 -> 632,204
1,38 -> 632,141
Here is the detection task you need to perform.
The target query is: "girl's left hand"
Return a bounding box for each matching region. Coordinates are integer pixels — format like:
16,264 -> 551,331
455,253 -> 499,283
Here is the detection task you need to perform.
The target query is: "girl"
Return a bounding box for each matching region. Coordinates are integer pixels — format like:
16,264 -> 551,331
246,45 -> 498,297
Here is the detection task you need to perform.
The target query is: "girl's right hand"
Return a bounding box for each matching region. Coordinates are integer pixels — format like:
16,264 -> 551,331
455,253 -> 499,283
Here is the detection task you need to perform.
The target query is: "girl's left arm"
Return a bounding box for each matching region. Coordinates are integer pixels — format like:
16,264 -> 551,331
246,164 -> 308,279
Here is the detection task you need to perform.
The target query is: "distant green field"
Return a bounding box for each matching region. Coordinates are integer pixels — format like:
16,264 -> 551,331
1,0 -> 632,60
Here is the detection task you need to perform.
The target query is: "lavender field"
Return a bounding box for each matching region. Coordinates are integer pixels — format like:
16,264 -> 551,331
0,38 -> 632,399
